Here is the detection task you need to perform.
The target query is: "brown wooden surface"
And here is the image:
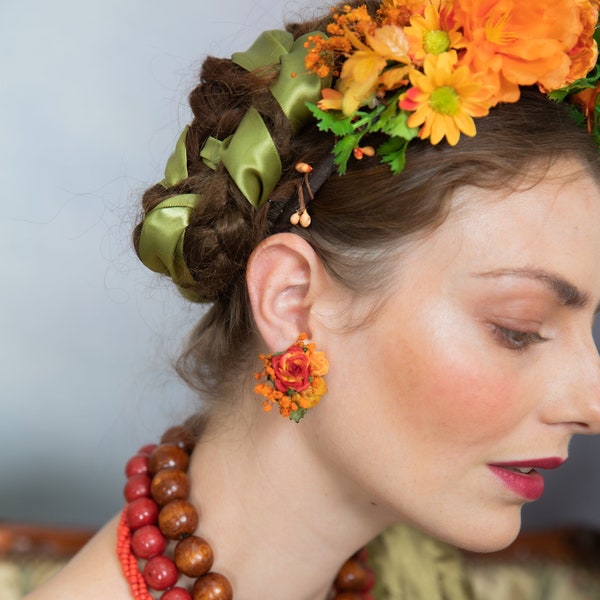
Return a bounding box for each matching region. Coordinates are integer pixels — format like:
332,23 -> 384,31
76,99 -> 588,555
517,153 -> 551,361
0,522 -> 95,559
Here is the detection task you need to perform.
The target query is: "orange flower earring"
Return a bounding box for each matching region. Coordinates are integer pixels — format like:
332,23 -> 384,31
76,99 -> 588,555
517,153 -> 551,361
254,333 -> 329,422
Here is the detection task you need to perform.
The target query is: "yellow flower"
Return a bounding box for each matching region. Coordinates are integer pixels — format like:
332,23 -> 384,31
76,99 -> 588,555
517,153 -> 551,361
336,25 -> 412,114
404,3 -> 464,61
400,51 -> 490,146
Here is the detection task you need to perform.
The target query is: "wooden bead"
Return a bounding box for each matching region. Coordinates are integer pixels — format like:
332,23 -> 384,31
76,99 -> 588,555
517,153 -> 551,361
143,555 -> 178,590
158,499 -> 199,540
192,572 -> 233,600
151,469 -> 190,506
161,425 -> 197,452
334,558 -> 367,591
174,535 -> 214,577
150,444 -> 190,473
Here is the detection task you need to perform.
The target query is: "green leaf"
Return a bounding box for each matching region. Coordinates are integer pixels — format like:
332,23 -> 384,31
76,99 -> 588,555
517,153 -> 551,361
377,137 -> 409,175
548,64 -> 600,101
306,102 -> 355,136
289,407 -> 307,423
333,133 -> 364,174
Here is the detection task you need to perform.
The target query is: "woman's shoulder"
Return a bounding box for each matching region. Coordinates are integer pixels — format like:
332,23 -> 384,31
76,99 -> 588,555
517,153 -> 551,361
24,514 -> 130,600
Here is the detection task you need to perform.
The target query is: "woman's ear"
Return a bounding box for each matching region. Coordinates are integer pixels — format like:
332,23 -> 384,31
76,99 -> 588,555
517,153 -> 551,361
246,233 -> 327,351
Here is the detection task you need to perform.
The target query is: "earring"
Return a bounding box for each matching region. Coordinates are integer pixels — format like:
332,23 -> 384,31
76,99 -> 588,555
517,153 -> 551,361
254,333 -> 329,423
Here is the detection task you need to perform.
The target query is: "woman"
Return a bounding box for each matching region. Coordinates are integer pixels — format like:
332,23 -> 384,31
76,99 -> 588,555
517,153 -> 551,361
28,0 -> 600,598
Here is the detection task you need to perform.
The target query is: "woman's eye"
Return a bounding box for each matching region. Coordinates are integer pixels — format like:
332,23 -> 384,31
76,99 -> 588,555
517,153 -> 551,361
492,325 -> 547,351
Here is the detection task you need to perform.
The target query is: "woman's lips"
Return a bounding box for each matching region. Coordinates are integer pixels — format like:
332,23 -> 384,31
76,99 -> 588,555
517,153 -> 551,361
487,457 -> 565,501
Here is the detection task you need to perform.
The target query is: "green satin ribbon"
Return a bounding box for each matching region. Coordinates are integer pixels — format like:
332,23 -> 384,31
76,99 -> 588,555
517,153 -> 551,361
139,29 -> 330,300
139,125 -> 200,297
138,194 -> 198,289
200,29 -> 330,209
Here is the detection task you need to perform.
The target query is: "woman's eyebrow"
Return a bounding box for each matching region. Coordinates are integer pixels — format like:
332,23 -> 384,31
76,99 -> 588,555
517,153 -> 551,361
472,267 -> 593,310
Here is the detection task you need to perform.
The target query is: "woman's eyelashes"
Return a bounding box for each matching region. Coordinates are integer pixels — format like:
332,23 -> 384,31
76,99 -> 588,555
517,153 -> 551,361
490,324 -> 548,352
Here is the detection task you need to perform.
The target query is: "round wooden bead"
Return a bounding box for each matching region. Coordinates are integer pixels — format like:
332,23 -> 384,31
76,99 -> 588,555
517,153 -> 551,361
161,587 -> 193,600
192,572 -> 233,600
174,535 -> 214,577
124,474 -> 152,502
125,454 -> 150,478
334,558 -> 367,591
143,555 -> 178,590
150,444 -> 190,473
158,499 -> 199,540
151,469 -> 190,506
131,525 -> 167,560
126,497 -> 159,531
161,425 -> 196,452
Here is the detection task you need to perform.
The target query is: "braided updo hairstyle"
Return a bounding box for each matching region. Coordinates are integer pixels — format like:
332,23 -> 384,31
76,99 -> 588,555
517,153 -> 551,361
133,0 -> 600,410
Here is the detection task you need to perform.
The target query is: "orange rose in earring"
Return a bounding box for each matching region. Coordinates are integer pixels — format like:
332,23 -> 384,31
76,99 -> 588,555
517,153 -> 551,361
254,333 -> 329,422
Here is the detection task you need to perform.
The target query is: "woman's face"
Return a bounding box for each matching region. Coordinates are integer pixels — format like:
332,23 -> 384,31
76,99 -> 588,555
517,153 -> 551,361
313,160 -> 600,551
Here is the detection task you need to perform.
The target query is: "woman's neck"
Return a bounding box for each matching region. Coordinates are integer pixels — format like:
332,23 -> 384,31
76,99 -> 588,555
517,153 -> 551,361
186,399 -> 393,600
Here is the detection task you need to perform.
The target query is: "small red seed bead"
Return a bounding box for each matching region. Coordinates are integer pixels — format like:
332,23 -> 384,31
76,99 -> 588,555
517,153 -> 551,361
151,469 -> 190,506
159,499 -> 199,540
131,525 -> 167,559
161,588 -> 193,600
334,558 -> 367,591
150,444 -> 190,473
126,454 -> 150,478
192,572 -> 233,600
126,497 -> 159,531
143,555 -> 178,591
124,474 -> 152,502
174,535 -> 213,577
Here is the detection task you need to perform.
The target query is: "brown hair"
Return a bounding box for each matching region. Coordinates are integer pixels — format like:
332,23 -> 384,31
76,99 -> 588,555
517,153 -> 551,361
133,1 -> 600,409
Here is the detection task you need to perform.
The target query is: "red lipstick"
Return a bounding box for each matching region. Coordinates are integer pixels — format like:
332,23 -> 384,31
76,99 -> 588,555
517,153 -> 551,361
487,457 -> 565,501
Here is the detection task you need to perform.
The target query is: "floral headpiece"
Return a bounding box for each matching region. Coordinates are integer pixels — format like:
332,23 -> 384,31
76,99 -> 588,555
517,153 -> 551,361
304,0 -> 600,173
137,0 -> 600,301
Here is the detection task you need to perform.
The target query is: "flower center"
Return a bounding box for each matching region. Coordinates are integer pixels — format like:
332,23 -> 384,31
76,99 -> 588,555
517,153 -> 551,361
423,30 -> 451,55
429,86 -> 460,115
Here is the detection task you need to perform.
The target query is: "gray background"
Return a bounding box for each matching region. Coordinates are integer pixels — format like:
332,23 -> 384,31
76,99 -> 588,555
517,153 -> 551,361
1,0 -> 599,531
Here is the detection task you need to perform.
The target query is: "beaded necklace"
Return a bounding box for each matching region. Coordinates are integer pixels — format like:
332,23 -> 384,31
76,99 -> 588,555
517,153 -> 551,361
117,427 -> 376,599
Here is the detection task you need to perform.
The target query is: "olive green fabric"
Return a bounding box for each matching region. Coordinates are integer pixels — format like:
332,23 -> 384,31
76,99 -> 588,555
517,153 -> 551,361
368,524 -> 474,599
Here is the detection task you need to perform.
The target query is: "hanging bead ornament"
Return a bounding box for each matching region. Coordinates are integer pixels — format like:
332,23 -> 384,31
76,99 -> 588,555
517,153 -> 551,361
118,426 -> 376,599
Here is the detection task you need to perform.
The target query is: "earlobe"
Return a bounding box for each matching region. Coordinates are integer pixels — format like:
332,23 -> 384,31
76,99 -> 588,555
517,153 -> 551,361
246,233 -> 324,351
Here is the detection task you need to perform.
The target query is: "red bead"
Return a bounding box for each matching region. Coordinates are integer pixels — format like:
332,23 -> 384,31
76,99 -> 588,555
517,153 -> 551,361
124,474 -> 152,502
126,454 -> 150,478
159,499 -> 199,540
161,588 -> 193,600
126,497 -> 159,530
150,444 -> 190,473
131,525 -> 167,559
143,555 -> 178,590
334,558 -> 367,592
174,535 -> 213,577
138,443 -> 158,456
151,469 -> 190,506
192,572 -> 233,600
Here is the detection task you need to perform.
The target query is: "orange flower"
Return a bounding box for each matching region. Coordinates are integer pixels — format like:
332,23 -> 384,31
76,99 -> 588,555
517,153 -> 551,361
317,88 -> 344,111
455,0 -> 585,102
400,51 -> 490,145
564,0 -> 599,85
404,2 -> 463,61
572,84 -> 600,132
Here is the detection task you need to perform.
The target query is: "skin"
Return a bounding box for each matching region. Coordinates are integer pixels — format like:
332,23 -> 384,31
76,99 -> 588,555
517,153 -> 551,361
28,159 -> 600,599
